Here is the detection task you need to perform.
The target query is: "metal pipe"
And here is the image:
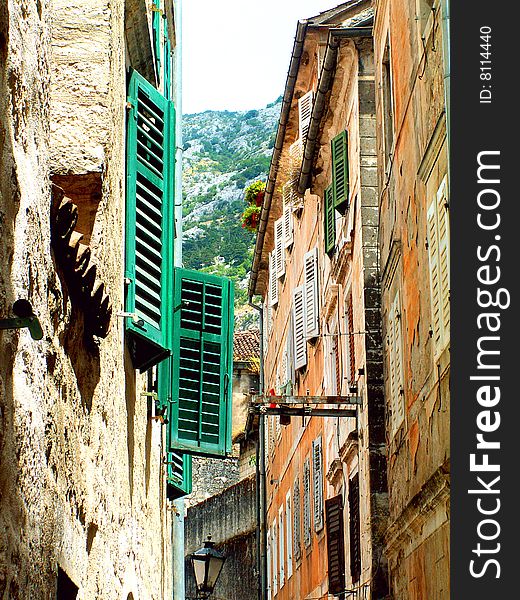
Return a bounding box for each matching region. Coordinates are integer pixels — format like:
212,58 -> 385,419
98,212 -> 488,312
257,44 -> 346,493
248,299 -> 266,600
440,0 -> 450,181
248,21 -> 308,299
172,2 -> 185,600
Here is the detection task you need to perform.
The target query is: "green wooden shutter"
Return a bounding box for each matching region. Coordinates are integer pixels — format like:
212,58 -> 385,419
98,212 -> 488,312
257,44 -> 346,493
168,268 -> 234,457
166,451 -> 193,499
324,184 -> 335,254
331,130 -> 349,213
125,69 -> 174,371
164,37 -> 172,100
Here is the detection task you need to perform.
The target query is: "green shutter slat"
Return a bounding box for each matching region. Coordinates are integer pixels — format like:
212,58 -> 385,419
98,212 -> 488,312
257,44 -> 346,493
324,184 -> 335,254
168,268 -> 234,457
331,130 -> 349,213
125,69 -> 175,371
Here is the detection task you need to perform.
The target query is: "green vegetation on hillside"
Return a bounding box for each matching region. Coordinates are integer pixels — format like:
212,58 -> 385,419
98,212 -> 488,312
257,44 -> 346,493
181,99 -> 280,326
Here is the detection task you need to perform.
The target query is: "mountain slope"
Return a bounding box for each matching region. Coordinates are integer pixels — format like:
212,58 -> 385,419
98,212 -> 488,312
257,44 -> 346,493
182,98 -> 280,328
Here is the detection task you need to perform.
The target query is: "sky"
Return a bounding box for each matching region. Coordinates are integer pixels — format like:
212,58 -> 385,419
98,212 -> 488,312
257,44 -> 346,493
182,0 -> 336,115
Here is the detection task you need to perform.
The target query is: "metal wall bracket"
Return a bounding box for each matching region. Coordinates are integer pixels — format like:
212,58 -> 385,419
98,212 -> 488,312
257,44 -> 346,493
0,300 -> 43,340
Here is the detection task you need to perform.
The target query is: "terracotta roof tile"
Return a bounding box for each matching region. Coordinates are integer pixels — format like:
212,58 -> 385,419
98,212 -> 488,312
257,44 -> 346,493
233,329 -> 260,361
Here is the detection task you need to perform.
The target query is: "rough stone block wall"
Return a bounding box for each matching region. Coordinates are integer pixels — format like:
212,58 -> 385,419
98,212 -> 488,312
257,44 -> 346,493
0,2 -> 174,598
185,475 -> 257,600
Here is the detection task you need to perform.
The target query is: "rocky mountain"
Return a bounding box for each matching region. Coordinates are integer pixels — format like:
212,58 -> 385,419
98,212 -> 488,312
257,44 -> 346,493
181,97 -> 281,328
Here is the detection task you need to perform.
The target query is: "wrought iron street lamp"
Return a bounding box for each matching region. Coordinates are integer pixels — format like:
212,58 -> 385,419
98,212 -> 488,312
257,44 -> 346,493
189,536 -> 226,599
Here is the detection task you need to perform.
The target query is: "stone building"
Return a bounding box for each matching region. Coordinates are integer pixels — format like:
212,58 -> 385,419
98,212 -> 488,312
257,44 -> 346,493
373,0 -> 450,598
248,2 -> 388,599
0,1 -> 233,598
184,330 -> 260,600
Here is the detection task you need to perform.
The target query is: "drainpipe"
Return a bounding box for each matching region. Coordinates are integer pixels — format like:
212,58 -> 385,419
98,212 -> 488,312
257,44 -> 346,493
248,299 -> 266,600
248,21 -> 308,300
172,1 -> 185,599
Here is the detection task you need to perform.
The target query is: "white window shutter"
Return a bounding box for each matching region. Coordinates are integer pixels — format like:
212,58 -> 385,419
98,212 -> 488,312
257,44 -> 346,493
293,286 -> 307,370
389,291 -> 404,433
427,201 -> 441,351
283,196 -> 294,248
303,457 -> 312,547
293,478 -> 301,561
279,505 -> 285,587
267,529 -> 272,600
275,217 -> 285,278
312,436 -> 324,532
437,177 -> 450,348
272,518 -> 278,595
285,491 -> 293,578
263,297 -> 269,356
298,90 -> 313,144
304,248 -> 319,339
269,251 -> 279,306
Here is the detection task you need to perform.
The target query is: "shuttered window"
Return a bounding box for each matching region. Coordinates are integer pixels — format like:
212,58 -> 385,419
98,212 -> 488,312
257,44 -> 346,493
125,69 -> 174,371
347,292 -> 356,383
275,217 -> 285,279
167,268 -> 234,457
267,528 -> 272,600
293,478 -> 302,561
285,491 -> 293,578
348,473 -> 361,583
388,290 -> 404,434
427,176 -> 450,358
304,248 -> 319,339
298,90 -> 313,144
159,358 -> 193,497
325,495 -> 346,595
269,251 -> 279,306
303,457 -> 312,547
272,518 -> 278,595
331,130 -> 349,213
324,184 -> 335,255
283,194 -> 294,248
166,451 -> 192,498
279,505 -> 285,587
293,286 -> 307,370
312,437 -> 324,532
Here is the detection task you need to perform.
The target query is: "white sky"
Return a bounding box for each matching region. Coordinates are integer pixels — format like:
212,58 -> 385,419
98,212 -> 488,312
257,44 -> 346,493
182,0 -> 335,114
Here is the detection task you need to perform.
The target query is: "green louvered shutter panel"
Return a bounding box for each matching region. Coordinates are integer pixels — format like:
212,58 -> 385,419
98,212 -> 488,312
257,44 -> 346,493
125,69 -> 174,371
168,268 -> 234,457
164,37 -> 172,100
331,130 -> 349,213
166,451 -> 193,499
324,184 -> 335,254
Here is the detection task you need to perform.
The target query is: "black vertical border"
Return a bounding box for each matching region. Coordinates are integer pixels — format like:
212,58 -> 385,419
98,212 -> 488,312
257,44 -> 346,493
452,1 -> 517,596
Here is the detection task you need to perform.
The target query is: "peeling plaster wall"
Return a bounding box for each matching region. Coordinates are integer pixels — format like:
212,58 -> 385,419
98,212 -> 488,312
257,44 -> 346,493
0,1 -> 174,598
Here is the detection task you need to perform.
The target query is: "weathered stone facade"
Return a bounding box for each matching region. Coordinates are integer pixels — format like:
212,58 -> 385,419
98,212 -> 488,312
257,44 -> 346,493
248,3 -> 389,599
374,0 -> 450,597
0,1 -> 179,598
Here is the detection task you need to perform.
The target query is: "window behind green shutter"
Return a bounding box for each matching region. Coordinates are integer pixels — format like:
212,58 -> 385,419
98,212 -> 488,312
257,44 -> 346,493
125,69 -> 174,371
168,268 -> 234,457
331,130 -> 349,213
324,184 -> 335,254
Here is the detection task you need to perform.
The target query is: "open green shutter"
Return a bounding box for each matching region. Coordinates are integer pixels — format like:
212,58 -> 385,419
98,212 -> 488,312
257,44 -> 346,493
125,69 -> 174,371
324,184 -> 335,254
166,451 -> 193,499
331,130 -> 349,213
168,268 -> 234,457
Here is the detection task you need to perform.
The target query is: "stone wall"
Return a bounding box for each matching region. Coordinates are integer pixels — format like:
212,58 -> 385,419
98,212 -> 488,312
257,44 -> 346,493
185,475 -> 257,600
0,2 -> 175,598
